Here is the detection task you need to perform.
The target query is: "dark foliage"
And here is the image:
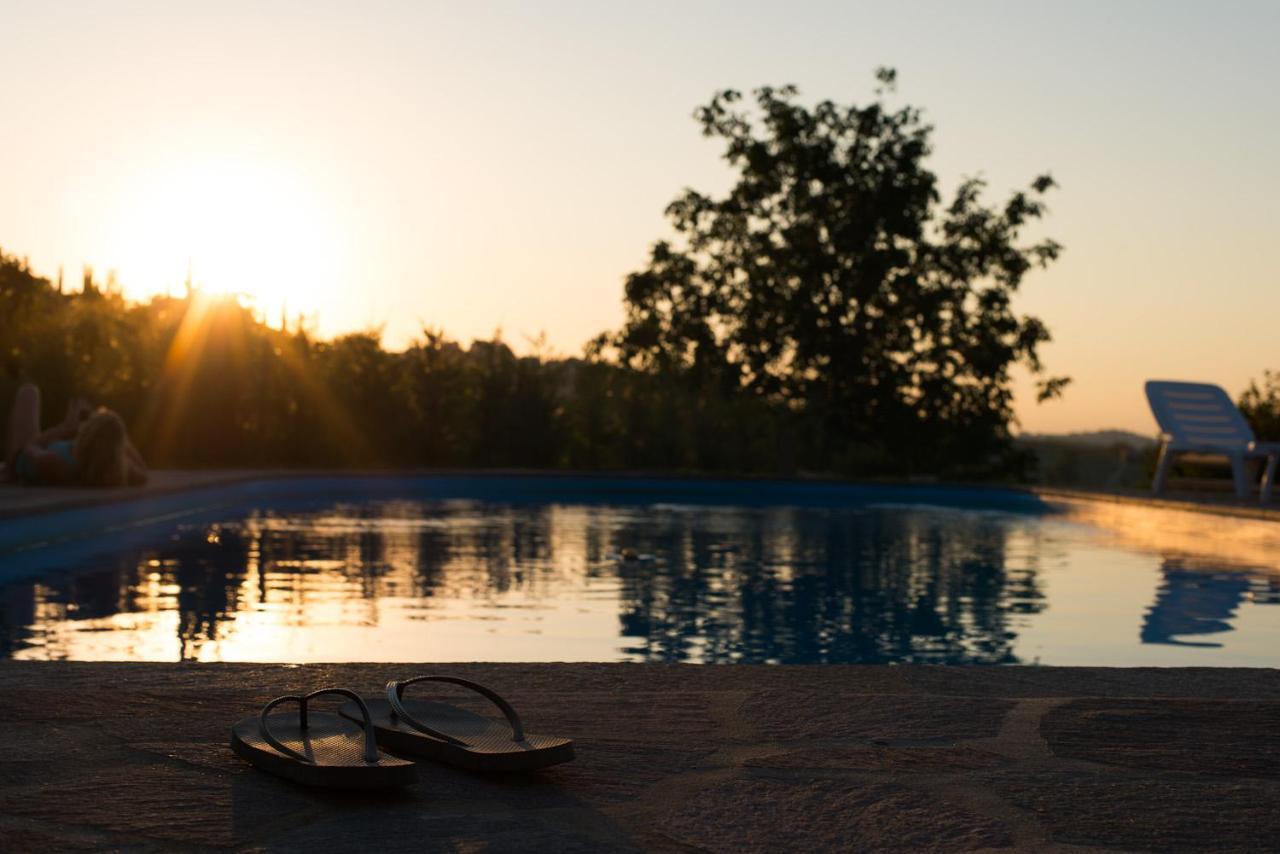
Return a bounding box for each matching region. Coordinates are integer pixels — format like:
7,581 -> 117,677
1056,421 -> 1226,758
606,73 -> 1067,476
1,251 -> 774,471
1239,371 -> 1280,442
3,73 -> 1066,477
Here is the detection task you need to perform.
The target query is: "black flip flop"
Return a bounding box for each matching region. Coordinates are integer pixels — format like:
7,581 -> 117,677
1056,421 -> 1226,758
339,676 -> 574,772
230,687 -> 419,788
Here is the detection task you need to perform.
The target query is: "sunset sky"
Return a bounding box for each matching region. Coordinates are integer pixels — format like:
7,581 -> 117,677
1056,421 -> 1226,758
2,1 -> 1277,435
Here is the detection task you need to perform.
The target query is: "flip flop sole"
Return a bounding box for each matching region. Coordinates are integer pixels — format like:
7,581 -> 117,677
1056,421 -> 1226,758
231,711 -> 419,789
340,698 -> 574,772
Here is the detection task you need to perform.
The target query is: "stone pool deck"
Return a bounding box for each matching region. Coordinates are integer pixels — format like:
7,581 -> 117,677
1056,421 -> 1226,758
1,663 -> 1277,852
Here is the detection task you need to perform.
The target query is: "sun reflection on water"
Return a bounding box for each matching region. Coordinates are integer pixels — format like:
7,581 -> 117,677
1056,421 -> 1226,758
1,497 -> 1278,665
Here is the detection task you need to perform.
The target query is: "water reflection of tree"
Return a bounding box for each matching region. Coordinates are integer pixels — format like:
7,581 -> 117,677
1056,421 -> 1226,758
1,500 -> 1050,664
612,508 -> 1049,664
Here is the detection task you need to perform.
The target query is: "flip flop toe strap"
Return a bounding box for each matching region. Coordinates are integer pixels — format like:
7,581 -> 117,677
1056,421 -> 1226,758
259,687 -> 380,764
386,676 -> 527,745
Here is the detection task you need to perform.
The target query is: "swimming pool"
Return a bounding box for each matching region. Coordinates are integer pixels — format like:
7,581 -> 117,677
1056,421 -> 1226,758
1,476 -> 1277,665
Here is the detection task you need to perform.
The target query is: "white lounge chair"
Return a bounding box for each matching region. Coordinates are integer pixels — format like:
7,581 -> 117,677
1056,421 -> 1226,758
1145,380 -> 1280,502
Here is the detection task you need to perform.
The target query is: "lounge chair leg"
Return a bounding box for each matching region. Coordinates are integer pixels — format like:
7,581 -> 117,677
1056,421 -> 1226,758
1261,455 -> 1279,504
1229,453 -> 1250,499
1152,444 -> 1173,495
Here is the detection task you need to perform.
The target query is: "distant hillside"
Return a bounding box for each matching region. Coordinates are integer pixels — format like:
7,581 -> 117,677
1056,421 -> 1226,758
1017,430 -> 1155,451
1015,430 -> 1155,489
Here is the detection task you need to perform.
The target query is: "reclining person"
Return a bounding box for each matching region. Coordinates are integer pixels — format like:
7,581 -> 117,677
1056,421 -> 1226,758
3,383 -> 147,487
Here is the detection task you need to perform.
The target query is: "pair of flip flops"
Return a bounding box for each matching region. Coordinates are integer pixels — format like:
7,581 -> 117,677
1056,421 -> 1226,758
230,675 -> 574,788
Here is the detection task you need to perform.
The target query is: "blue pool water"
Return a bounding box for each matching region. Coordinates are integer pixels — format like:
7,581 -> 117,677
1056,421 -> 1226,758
1,476 -> 1277,665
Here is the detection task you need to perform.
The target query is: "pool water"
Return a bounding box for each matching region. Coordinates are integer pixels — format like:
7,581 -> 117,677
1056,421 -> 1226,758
1,478 -> 1278,665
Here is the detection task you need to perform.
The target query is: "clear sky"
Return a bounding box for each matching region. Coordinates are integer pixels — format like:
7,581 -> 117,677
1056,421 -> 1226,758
2,1 -> 1277,435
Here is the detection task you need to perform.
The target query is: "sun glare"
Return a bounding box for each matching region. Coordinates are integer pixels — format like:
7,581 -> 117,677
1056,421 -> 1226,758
108,154 -> 345,325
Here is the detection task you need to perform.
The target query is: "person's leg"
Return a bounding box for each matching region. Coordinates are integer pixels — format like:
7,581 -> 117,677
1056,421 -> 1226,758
5,383 -> 41,466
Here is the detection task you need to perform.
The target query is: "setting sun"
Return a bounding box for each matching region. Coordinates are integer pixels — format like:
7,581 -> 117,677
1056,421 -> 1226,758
106,153 -> 346,326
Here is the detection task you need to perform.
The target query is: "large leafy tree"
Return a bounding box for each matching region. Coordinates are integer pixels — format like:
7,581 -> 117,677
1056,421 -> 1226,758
609,70 -> 1067,474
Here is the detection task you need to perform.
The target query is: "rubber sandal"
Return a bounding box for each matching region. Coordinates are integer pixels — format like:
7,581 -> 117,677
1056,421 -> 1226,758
339,676 -> 574,772
230,687 -> 419,788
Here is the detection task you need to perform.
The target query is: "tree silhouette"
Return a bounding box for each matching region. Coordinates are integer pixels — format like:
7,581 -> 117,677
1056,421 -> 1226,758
3,72 -> 1069,479
608,71 -> 1068,475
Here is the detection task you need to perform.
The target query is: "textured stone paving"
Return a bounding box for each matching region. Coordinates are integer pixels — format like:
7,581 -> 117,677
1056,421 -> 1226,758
0,663 -> 1277,852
